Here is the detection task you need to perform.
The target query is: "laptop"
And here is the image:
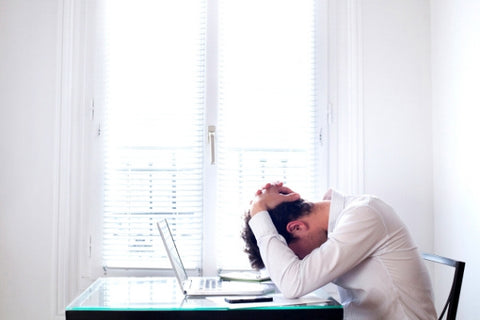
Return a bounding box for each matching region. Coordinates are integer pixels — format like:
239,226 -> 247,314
157,218 -> 274,296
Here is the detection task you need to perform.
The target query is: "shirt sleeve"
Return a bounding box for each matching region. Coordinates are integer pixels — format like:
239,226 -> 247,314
249,205 -> 388,299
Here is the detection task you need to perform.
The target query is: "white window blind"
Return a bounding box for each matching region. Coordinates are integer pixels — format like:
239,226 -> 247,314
102,0 -> 207,270
99,0 -> 324,273
216,0 -> 320,269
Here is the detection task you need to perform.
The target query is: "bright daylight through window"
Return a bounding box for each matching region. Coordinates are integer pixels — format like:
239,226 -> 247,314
99,0 -> 326,274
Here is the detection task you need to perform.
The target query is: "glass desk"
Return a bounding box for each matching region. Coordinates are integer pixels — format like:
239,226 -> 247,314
66,277 -> 343,320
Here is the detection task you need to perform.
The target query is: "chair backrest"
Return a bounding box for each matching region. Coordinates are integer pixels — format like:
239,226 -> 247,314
422,253 -> 466,320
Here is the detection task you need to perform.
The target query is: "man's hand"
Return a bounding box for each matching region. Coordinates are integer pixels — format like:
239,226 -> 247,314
250,182 -> 300,216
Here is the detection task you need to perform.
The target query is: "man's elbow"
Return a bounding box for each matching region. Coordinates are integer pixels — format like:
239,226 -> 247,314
276,281 -> 307,299
281,290 -> 302,299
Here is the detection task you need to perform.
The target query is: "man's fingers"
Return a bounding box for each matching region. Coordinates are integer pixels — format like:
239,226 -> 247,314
281,191 -> 301,202
262,181 -> 283,191
276,185 -> 295,195
255,182 -> 298,197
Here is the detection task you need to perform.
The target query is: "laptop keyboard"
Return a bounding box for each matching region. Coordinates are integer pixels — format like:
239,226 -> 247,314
200,278 -> 222,290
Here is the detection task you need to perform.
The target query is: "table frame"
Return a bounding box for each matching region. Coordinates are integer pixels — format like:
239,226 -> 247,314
67,307 -> 342,320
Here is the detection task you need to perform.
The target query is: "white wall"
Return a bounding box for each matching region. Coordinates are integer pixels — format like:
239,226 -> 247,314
0,0 -> 476,319
0,0 -> 60,319
431,0 -> 480,318
361,0 -> 433,253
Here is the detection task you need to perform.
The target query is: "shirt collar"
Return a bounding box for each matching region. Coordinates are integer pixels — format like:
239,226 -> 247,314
324,188 -> 347,234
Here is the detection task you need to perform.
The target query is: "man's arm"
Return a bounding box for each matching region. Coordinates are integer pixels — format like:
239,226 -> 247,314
249,190 -> 388,299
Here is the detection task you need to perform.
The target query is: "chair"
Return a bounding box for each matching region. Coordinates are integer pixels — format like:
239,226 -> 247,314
422,253 -> 466,320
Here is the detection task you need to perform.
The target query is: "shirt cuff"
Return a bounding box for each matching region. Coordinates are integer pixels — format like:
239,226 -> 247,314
248,210 -> 278,238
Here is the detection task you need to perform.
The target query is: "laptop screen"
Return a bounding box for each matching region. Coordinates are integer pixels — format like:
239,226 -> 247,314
157,219 -> 189,284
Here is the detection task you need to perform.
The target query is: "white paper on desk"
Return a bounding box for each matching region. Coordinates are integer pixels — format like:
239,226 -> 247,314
208,293 -> 331,309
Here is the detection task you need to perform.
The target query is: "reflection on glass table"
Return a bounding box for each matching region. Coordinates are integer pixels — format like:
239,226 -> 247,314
66,277 -> 343,320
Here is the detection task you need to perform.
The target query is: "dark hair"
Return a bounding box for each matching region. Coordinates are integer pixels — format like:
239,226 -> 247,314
241,199 -> 313,270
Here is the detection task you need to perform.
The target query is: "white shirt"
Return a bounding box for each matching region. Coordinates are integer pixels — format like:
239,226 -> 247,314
249,189 -> 437,320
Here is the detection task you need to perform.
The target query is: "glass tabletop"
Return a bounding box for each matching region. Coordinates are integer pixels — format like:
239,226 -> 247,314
67,277 -> 212,311
66,277 -> 342,312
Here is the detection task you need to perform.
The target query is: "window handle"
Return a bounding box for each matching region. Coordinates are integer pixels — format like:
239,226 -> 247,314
208,125 -> 216,165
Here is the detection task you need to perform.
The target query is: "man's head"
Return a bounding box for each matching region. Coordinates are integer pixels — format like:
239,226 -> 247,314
242,199 -> 314,270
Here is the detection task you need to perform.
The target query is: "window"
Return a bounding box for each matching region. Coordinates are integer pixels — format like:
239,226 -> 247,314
95,0 -> 328,275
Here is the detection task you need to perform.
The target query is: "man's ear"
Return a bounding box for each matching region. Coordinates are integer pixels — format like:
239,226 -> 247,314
286,220 -> 307,235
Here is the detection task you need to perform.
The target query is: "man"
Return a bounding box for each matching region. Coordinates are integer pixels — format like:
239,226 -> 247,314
243,182 -> 436,320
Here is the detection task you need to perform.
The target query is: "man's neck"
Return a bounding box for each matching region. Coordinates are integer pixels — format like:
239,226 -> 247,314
313,200 -> 330,231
